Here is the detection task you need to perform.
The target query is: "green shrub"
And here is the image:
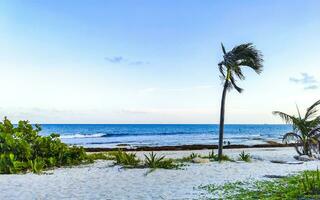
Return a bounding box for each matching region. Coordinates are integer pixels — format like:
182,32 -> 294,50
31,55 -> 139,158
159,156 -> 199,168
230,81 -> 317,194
208,150 -> 216,159
238,151 -> 251,162
0,117 -> 91,174
301,169 -> 320,196
0,153 -> 22,174
86,152 -> 115,161
200,150 -> 232,162
189,152 -> 199,159
176,152 -> 200,162
113,150 -> 140,167
28,157 -> 45,174
144,152 -> 178,169
216,154 -> 233,162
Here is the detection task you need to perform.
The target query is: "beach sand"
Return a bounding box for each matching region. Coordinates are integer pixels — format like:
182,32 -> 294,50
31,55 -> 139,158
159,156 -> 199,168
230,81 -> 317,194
0,147 -> 319,200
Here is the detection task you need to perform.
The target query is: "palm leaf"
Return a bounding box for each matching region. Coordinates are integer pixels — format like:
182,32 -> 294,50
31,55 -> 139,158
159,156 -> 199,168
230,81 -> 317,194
282,132 -> 304,155
272,111 -> 295,124
218,62 -> 226,78
305,100 -> 320,120
218,43 -> 264,94
232,66 -> 245,80
307,127 -> 320,138
230,76 -> 243,93
296,104 -> 302,120
230,43 -> 264,74
282,132 -> 303,143
221,43 -> 227,55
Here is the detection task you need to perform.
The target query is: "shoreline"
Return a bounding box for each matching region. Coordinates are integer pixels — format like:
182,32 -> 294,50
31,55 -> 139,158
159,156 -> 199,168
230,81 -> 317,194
84,142 -> 295,152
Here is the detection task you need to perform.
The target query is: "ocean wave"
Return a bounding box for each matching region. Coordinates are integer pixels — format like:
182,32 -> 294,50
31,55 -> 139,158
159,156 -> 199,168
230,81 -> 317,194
60,133 -> 106,139
59,131 -> 214,139
59,132 -> 266,139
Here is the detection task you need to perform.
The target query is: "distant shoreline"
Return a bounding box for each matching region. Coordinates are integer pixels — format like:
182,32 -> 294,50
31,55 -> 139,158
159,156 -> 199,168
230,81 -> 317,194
84,142 -> 295,152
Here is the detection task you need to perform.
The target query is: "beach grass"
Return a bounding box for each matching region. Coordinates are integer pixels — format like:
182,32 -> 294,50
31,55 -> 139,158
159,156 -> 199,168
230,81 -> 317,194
201,150 -> 234,162
175,152 -> 200,162
201,169 -> 320,199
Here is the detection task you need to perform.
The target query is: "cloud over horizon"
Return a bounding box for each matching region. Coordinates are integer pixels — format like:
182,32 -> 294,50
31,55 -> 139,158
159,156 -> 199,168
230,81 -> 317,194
289,73 -> 319,90
104,56 -> 149,66
104,56 -> 124,63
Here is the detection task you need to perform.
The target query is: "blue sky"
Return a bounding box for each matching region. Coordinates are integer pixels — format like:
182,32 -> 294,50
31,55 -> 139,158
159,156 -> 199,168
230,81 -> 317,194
0,0 -> 320,124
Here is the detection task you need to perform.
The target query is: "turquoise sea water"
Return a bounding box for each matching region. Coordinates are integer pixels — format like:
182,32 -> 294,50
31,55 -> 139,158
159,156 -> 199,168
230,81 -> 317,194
39,124 -> 292,148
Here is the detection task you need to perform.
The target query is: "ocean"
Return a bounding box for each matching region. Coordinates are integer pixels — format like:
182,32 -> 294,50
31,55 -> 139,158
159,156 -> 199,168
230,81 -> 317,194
38,124 -> 292,148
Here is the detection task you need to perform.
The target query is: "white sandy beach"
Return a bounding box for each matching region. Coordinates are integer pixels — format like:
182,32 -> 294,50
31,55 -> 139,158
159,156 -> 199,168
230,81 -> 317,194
0,147 -> 319,200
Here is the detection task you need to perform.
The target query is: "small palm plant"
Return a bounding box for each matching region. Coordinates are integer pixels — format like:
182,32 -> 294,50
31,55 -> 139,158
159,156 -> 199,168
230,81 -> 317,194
144,152 -> 165,168
217,43 -> 264,160
239,151 -> 251,162
144,152 -> 177,169
273,100 -> 320,156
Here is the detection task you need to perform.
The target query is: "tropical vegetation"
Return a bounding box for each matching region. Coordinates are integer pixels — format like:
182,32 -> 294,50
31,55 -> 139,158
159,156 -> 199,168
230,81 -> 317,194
238,151 -> 251,162
144,152 -> 178,169
217,43 -> 264,160
0,117 -> 90,174
113,150 -> 141,167
0,116 -> 242,174
201,169 -> 320,199
273,100 -> 320,156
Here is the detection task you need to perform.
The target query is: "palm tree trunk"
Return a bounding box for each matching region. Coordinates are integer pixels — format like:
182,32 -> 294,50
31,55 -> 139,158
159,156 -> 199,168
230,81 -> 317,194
218,80 -> 228,160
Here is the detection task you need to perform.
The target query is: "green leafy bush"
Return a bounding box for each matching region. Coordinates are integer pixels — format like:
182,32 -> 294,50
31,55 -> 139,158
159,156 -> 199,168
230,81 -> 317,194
201,150 -> 232,162
238,151 -> 251,162
0,117 -> 91,174
86,152 -> 114,161
144,152 -> 178,169
113,150 -> 140,167
176,152 -> 200,162
208,150 -> 216,160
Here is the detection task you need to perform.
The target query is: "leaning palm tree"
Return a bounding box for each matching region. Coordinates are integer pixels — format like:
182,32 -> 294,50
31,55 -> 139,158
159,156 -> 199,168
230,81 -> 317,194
273,100 -> 320,156
217,43 -> 264,160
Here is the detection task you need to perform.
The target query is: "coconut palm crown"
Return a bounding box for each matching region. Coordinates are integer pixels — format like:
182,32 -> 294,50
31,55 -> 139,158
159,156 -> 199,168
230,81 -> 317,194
273,100 -> 320,156
217,43 -> 264,160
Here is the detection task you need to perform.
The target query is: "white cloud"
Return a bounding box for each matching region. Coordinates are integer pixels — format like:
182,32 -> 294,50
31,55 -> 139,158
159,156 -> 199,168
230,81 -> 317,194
105,56 -> 149,66
289,73 -> 319,90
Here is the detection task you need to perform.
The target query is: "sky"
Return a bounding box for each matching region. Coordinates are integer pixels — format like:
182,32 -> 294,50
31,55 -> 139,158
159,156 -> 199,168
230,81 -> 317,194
0,0 -> 319,124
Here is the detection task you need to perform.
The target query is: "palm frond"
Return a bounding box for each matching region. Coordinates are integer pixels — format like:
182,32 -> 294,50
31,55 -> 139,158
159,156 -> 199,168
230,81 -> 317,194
218,43 -> 264,94
272,111 -> 295,124
296,104 -> 302,120
307,127 -> 320,138
221,43 -> 227,55
305,117 -> 320,130
230,76 -> 243,93
275,100 -> 320,156
282,132 -> 303,143
218,62 -> 226,78
305,100 -> 320,120
231,43 -> 264,74
283,132 -> 304,155
232,66 -> 245,80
